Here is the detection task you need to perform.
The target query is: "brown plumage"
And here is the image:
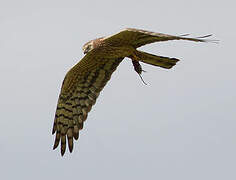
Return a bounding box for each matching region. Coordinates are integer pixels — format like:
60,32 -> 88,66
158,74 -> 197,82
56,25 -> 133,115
52,28 -> 216,156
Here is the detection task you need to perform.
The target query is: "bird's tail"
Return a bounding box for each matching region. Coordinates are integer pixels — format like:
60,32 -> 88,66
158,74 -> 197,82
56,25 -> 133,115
135,50 -> 179,69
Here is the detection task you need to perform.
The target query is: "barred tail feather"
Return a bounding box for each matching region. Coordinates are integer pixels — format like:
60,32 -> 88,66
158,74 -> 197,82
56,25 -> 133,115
136,50 -> 179,69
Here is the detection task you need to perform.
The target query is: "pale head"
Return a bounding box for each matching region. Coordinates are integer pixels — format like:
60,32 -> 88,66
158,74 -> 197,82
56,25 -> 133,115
82,37 -> 105,54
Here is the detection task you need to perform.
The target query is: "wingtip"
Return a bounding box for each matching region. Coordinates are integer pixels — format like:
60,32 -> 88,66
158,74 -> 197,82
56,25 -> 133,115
206,39 -> 220,44
53,139 -> 59,150
61,149 -> 65,156
53,143 -> 58,150
196,34 -> 219,43
196,34 -> 213,38
69,146 -> 73,153
179,33 -> 191,37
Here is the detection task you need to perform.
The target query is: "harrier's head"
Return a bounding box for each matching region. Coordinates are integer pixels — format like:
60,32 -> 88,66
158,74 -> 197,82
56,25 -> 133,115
82,37 -> 105,54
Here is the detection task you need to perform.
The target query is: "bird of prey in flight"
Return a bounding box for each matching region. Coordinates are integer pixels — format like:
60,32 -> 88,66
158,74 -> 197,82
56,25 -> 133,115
52,28 -> 216,156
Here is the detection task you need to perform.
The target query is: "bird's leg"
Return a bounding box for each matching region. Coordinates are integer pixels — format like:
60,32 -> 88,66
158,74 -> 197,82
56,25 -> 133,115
129,51 -> 147,85
130,50 -> 147,73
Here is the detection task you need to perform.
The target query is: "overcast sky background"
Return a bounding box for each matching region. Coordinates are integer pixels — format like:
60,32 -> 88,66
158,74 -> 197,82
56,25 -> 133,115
1,0 -> 235,179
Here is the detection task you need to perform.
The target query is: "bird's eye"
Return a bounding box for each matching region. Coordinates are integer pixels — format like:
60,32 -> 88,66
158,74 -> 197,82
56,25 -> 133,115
84,45 -> 90,54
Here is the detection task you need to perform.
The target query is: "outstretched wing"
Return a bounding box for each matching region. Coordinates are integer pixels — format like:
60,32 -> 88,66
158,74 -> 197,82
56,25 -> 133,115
104,28 -> 217,48
52,50 -> 123,156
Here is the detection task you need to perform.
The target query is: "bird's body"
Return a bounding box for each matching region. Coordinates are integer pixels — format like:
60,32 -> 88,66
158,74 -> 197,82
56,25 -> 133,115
52,28 -> 216,156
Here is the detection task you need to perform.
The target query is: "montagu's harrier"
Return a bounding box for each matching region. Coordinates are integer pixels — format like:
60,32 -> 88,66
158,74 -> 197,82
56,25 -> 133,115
52,28 -> 216,156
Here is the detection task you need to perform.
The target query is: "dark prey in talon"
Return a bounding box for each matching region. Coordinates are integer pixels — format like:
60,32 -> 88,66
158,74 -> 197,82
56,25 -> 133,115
132,60 -> 148,85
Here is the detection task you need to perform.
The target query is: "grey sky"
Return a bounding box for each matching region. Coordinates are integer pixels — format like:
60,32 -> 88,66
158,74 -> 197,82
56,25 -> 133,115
1,0 -> 235,179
